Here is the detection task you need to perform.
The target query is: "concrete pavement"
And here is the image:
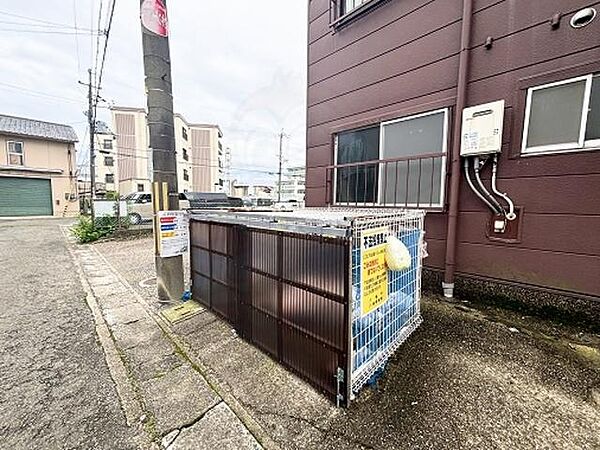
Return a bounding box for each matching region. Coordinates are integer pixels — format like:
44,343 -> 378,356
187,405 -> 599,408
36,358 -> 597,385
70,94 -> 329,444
96,235 -> 600,450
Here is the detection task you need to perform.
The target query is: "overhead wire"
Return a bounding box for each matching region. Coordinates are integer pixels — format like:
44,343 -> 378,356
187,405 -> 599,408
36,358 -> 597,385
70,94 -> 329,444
72,0 -> 82,76
94,0 -> 116,108
0,9 -> 89,28
0,81 -> 83,104
96,145 -> 278,175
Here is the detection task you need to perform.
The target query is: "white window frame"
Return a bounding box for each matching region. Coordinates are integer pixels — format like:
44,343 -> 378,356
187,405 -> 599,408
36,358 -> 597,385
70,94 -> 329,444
521,74 -> 594,156
379,108 -> 448,209
332,108 -> 448,209
7,140 -> 24,166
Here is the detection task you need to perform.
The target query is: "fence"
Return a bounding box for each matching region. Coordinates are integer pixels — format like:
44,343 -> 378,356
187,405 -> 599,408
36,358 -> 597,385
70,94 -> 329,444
189,209 -> 424,406
325,152 -> 446,209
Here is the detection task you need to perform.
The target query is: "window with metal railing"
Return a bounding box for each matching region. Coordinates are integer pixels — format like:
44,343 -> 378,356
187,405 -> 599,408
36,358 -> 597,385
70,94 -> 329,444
328,108 -> 448,209
330,0 -> 387,28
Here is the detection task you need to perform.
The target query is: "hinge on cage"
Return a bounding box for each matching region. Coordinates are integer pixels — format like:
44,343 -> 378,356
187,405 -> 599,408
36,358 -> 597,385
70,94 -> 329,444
335,367 -> 345,407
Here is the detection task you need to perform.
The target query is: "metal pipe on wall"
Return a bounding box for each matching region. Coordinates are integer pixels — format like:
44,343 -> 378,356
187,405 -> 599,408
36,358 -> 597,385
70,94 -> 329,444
464,159 -> 501,214
442,0 -> 474,298
473,156 -> 505,215
491,154 -> 517,221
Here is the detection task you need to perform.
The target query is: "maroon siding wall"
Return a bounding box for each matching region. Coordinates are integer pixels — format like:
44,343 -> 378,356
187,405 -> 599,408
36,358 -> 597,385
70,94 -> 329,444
306,0 -> 600,298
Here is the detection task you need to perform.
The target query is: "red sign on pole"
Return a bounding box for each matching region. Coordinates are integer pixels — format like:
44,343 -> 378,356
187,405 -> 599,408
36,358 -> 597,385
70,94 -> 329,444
141,0 -> 169,37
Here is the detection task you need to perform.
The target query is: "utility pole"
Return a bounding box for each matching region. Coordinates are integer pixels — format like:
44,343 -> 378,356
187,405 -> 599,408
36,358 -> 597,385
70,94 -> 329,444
140,0 -> 184,302
277,130 -> 285,203
87,68 -> 96,222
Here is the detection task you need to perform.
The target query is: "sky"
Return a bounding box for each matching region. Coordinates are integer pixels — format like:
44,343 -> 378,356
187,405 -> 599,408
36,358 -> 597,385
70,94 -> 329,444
0,0 -> 308,185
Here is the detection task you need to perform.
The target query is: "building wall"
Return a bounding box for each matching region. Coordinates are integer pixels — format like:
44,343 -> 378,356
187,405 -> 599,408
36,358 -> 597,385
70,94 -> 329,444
112,108 -> 150,194
276,166 -> 306,202
306,0 -> 600,298
174,115 -> 192,192
190,126 -> 222,192
111,109 -> 223,194
95,131 -> 118,193
0,134 -> 78,216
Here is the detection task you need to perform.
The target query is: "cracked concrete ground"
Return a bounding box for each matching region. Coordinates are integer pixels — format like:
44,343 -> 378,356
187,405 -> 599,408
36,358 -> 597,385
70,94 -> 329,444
0,219 -> 137,449
96,235 -> 600,450
72,237 -> 262,449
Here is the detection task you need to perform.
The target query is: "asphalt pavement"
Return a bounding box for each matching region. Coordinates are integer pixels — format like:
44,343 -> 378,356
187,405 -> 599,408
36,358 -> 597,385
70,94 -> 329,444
0,219 -> 137,449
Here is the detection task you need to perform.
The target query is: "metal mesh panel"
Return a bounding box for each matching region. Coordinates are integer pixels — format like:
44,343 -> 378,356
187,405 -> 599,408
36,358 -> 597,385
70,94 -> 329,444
349,210 -> 425,394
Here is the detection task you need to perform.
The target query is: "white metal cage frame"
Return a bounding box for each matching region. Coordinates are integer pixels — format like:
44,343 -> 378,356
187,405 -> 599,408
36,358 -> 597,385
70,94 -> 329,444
349,210 -> 425,395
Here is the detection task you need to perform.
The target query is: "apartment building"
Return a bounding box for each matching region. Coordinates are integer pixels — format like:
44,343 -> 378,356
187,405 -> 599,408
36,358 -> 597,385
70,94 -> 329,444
306,1 -> 600,321
0,114 -> 78,217
188,122 -> 224,193
94,121 -> 118,195
108,107 -> 224,194
276,166 -> 306,202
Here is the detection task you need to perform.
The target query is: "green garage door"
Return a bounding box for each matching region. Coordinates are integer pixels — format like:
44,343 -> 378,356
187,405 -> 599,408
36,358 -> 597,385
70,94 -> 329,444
0,177 -> 53,217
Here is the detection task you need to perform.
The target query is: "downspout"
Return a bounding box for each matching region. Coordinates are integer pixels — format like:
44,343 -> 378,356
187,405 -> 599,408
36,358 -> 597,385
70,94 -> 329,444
442,0 -> 474,298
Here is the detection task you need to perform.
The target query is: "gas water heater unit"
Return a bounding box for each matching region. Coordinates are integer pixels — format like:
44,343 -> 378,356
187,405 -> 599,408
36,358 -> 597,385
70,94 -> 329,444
461,100 -> 505,156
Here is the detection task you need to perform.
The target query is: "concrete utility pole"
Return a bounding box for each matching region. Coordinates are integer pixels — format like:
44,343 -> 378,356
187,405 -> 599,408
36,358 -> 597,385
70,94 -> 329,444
87,68 -> 97,222
140,0 -> 184,302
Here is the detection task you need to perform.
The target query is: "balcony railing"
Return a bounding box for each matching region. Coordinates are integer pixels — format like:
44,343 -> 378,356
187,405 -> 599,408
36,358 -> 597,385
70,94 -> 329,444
325,152 -> 446,209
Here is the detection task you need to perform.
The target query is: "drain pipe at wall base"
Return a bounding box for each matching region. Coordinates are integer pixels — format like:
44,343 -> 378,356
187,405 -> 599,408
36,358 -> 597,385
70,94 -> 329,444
442,0 -> 474,299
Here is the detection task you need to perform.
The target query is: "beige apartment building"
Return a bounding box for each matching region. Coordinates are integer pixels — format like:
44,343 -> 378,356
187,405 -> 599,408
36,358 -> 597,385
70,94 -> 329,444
108,107 -> 224,195
0,114 -> 78,217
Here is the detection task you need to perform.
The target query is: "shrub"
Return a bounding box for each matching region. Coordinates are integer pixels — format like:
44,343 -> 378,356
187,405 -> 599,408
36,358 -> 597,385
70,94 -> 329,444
71,216 -> 115,243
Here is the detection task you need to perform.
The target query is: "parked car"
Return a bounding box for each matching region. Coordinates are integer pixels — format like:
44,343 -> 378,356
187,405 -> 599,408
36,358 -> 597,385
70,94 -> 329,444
185,192 -> 245,210
272,199 -> 301,211
123,192 -> 190,224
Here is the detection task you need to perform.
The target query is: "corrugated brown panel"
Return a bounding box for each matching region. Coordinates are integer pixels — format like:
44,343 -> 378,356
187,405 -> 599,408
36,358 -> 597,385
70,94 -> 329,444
251,310 -> 278,356
192,272 -> 210,308
211,253 -> 228,285
282,284 -> 345,351
190,219 -> 351,404
281,325 -> 340,396
211,281 -> 229,318
282,235 -> 346,296
249,230 -> 278,275
251,272 -> 278,317
190,221 -> 210,249
211,224 -> 229,255
191,247 -> 210,275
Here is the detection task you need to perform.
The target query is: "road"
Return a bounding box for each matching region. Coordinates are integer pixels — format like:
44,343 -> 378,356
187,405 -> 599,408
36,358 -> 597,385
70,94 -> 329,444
0,219 -> 136,449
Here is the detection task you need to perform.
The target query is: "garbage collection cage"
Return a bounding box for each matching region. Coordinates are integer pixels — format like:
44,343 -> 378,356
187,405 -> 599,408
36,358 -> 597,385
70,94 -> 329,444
189,209 -> 425,406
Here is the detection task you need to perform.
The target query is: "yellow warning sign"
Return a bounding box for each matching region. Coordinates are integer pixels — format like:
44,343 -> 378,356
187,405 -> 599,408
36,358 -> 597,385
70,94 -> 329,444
361,226 -> 389,317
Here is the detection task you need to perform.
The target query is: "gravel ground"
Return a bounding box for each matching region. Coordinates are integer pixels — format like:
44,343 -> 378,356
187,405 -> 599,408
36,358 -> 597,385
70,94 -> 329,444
0,219 -> 136,450
96,235 -> 600,450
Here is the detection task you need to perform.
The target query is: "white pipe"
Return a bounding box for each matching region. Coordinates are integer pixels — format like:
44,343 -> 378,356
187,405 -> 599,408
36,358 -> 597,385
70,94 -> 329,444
491,154 -> 517,221
464,158 -> 501,214
474,156 -> 505,216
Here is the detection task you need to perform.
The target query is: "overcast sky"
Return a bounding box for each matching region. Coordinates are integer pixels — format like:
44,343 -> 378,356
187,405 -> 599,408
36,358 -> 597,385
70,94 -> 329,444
0,1 -> 308,185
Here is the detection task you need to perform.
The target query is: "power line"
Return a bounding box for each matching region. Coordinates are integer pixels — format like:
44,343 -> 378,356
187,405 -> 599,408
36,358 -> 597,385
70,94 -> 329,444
0,28 -> 101,35
95,0 -> 116,107
0,9 -> 90,28
72,0 -> 82,76
96,146 -> 278,174
0,19 -> 96,31
0,81 -> 83,103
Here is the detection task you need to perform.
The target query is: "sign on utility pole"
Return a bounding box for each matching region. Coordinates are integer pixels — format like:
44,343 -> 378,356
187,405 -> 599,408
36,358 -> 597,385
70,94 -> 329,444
140,0 -> 184,302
